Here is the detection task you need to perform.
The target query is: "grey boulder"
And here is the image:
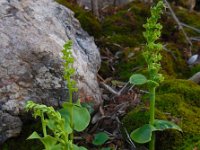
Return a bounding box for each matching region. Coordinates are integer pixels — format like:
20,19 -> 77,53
0,0 -> 101,143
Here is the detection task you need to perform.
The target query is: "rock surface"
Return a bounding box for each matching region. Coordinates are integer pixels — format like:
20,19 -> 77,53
0,0 -> 101,143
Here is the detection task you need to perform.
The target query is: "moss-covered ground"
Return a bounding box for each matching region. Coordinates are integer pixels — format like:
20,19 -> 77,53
122,79 -> 200,150
57,0 -> 200,80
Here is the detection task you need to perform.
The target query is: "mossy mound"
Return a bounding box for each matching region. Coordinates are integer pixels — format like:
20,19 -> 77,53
122,79 -> 200,150
122,106 -> 183,150
157,79 -> 200,106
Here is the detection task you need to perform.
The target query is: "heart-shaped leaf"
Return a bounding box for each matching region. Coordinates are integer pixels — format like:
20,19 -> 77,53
154,119 -> 182,132
129,74 -> 147,85
92,132 -> 109,146
130,124 -> 156,144
73,105 -> 90,131
60,103 -> 90,132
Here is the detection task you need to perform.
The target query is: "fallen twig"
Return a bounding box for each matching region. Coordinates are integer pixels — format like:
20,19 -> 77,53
98,73 -> 133,96
100,82 -> 119,95
181,22 -> 200,34
116,117 -> 136,150
189,37 -> 200,42
118,82 -> 133,95
163,0 -> 192,51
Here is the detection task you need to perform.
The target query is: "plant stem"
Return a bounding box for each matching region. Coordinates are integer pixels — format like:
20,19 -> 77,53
41,113 -> 47,137
69,90 -> 74,149
149,87 -> 156,150
68,77 -> 74,150
149,133 -> 155,150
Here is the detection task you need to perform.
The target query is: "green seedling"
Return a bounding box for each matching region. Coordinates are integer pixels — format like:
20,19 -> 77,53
92,132 -> 109,146
26,41 -> 90,150
129,1 -> 182,150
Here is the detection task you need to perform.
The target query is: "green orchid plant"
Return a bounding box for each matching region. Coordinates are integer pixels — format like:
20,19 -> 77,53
26,41 -> 90,150
129,1 -> 182,150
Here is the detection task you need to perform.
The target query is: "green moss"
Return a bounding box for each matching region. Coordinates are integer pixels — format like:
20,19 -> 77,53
75,13 -> 102,38
122,107 -> 167,133
160,42 -> 191,78
115,49 -> 146,80
178,134 -> 200,150
102,2 -> 148,34
105,35 -> 140,47
161,14 -> 186,45
175,7 -> 200,37
98,1 -> 196,80
156,93 -> 182,115
189,64 -> 200,76
156,93 -> 200,150
158,79 -> 200,106
100,1 -> 149,51
160,51 -> 177,77
156,93 -> 200,134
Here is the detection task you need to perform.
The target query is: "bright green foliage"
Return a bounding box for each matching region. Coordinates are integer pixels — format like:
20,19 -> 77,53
62,41 -> 78,97
130,0 -> 165,87
129,74 -> 147,85
129,1 -> 182,150
158,79 -> 200,107
142,1 -> 164,83
130,119 -> 182,144
130,124 -> 156,144
61,41 -> 77,145
92,132 -> 109,146
26,101 -> 71,150
153,119 -> 182,132
59,101 -> 90,132
26,41 -> 90,150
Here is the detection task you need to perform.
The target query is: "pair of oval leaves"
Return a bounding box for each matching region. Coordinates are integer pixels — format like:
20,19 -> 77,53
130,119 -> 182,144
